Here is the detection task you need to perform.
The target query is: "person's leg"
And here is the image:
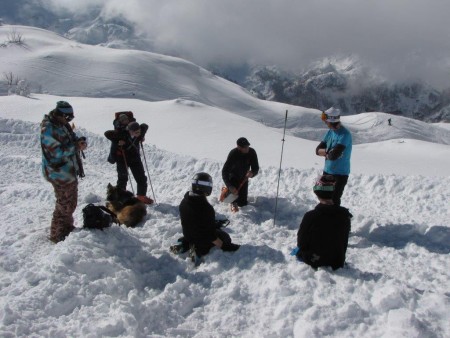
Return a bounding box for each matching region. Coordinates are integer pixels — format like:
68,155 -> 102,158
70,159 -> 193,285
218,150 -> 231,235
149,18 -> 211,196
236,180 -> 248,207
116,160 -> 128,191
332,175 -> 348,206
50,181 -> 78,242
129,160 -> 148,196
216,230 -> 240,251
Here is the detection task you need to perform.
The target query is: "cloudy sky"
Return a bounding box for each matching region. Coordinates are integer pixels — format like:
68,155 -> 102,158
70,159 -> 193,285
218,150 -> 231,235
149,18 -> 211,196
15,0 -> 450,87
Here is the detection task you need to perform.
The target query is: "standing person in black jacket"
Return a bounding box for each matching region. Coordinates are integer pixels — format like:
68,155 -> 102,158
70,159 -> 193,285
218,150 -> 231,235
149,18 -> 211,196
294,175 -> 352,270
222,137 -> 259,212
175,172 -> 239,263
104,121 -> 153,204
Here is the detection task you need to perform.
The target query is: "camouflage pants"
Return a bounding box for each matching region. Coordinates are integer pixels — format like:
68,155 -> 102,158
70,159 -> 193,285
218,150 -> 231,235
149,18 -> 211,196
50,181 -> 78,243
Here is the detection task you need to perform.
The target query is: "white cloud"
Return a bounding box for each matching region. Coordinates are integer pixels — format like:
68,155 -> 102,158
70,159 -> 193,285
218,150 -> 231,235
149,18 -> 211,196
42,0 -> 450,87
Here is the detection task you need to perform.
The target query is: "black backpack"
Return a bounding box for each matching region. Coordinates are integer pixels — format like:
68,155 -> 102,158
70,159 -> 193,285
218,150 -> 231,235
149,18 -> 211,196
82,204 -> 117,229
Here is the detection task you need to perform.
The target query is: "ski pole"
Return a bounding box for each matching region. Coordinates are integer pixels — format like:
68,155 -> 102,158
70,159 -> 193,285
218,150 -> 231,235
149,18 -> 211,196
121,147 -> 135,194
273,110 -> 288,226
140,142 -> 157,205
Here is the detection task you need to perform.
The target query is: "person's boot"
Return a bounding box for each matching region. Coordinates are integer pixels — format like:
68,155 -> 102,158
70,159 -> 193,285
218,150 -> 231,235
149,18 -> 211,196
137,195 -> 154,204
230,202 -> 239,213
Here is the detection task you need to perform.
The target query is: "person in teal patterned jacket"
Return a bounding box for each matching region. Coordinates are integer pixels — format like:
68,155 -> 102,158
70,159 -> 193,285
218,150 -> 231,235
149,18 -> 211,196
40,101 -> 87,243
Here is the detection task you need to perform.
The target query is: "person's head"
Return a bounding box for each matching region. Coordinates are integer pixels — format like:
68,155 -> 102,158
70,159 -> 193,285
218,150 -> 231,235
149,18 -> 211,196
127,121 -> 141,137
321,107 -> 341,129
236,137 -> 250,153
313,174 -> 336,201
54,101 -> 74,123
191,172 -> 213,196
118,113 -> 130,125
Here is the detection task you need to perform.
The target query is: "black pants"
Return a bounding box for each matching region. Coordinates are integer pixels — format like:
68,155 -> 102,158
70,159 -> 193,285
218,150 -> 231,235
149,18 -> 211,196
229,177 -> 249,207
180,230 -> 232,257
117,158 -> 148,196
324,172 -> 348,206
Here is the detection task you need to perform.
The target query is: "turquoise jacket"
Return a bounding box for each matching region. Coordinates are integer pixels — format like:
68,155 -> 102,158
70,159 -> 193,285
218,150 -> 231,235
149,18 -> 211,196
322,126 -> 352,175
40,112 -> 79,184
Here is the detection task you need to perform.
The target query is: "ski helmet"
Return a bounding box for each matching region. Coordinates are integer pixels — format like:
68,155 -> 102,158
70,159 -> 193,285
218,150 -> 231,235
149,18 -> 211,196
313,175 -> 336,199
191,172 -> 213,196
55,101 -> 74,121
322,107 -> 341,123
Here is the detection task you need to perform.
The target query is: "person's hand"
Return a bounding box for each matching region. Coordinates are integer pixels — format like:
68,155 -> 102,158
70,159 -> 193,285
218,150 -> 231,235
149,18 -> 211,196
212,238 -> 223,248
230,187 -> 238,195
246,171 -> 253,178
318,149 -> 327,157
118,140 -> 125,146
78,139 -> 87,151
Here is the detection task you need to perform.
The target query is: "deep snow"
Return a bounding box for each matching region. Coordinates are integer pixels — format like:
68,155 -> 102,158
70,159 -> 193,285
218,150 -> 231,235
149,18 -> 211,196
0,24 -> 449,338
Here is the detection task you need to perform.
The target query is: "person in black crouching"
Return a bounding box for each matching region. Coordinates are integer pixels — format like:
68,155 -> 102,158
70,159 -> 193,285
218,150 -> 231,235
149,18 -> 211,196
294,175 -> 352,270
174,172 -> 239,263
222,137 -> 259,212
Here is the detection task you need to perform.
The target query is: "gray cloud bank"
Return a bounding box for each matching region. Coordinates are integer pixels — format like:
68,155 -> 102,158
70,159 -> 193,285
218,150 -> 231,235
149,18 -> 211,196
17,0 -> 450,88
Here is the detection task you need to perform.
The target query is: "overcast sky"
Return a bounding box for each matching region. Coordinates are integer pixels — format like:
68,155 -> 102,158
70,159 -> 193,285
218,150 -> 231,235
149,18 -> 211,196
42,0 -> 450,87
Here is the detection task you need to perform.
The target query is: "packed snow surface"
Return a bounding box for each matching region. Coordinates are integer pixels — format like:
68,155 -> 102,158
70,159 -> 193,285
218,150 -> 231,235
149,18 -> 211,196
0,24 -> 449,338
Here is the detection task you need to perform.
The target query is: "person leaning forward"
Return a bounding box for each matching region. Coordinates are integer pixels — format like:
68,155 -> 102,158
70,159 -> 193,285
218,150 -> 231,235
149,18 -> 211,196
222,137 -> 259,212
40,101 -> 87,243
104,121 -> 153,204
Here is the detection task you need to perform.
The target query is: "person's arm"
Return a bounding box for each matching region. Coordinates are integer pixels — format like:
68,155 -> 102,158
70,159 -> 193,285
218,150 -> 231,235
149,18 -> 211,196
221,151 -> 234,188
297,212 -> 312,250
248,149 -> 259,177
327,144 -> 346,160
316,141 -> 327,156
138,123 -> 149,142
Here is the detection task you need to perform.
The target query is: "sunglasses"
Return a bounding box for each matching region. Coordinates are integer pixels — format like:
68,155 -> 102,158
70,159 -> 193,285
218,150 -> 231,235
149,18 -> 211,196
64,114 -> 74,122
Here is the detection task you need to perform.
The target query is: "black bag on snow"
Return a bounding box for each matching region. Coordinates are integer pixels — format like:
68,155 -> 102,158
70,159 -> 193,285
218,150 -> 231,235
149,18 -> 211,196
82,204 -> 117,229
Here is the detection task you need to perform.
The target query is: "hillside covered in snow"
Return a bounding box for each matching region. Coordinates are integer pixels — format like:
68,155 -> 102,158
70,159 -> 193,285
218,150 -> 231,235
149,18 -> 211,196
0,24 -> 449,337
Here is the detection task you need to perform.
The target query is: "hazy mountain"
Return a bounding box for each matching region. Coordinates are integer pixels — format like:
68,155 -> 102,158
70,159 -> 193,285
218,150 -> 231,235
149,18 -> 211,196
242,58 -> 450,122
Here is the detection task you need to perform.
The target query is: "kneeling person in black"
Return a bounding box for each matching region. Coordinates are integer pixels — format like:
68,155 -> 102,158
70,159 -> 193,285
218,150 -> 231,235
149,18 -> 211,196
178,172 -> 239,259
295,175 -> 352,270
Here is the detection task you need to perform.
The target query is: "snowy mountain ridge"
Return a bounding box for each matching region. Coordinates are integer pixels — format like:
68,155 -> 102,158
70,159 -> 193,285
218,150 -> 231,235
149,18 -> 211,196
1,25 -> 449,148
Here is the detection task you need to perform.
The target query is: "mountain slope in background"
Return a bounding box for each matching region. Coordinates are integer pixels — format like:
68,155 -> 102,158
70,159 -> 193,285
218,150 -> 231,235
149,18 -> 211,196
2,2 -> 450,122
1,25 -> 449,147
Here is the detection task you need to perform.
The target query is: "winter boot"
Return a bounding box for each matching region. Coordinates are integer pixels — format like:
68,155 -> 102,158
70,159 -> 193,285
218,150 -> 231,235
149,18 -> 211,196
188,244 -> 202,266
137,195 -> 154,205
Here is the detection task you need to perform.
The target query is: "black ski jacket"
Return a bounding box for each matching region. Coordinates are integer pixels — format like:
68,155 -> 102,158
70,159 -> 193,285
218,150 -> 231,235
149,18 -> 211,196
104,123 -> 148,162
179,192 -> 217,246
222,147 -> 259,188
297,203 -> 352,270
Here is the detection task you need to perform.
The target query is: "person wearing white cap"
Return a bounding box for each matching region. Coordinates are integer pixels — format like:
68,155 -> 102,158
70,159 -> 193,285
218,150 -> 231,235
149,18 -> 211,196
316,107 -> 352,206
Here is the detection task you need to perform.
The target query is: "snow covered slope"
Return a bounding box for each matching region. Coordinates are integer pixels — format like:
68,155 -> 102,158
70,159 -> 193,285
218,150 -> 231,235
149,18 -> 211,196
1,25 -> 449,146
0,23 -> 449,338
0,116 -> 448,337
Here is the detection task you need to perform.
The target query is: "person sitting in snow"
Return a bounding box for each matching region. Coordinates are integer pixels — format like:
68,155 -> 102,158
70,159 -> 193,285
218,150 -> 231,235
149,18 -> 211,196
104,121 -> 153,204
173,172 -> 240,262
293,175 -> 352,270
